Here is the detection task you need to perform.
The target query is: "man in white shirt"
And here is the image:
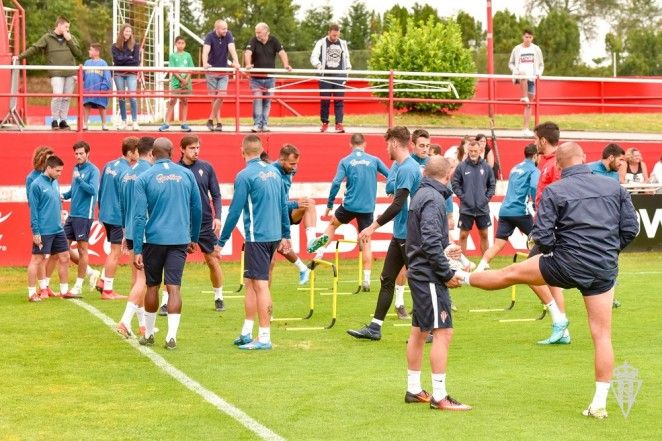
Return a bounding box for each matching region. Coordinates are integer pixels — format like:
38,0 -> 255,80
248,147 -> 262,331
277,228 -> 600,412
509,29 -> 544,136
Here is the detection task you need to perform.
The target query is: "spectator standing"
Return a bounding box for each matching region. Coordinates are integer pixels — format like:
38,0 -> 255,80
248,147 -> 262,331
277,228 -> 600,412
112,24 -> 141,130
83,43 -> 111,131
159,36 -> 194,132
509,29 -> 544,136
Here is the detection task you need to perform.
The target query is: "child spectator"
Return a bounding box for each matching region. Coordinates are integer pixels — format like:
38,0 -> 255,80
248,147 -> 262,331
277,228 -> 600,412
159,36 -> 194,132
83,43 -> 111,131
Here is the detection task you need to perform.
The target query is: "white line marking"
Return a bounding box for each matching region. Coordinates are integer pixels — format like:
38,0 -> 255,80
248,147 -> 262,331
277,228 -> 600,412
71,299 -> 285,441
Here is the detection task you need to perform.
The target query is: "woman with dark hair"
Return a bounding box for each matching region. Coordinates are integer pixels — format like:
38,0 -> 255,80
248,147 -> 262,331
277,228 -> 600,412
475,133 -> 500,178
112,24 -> 141,130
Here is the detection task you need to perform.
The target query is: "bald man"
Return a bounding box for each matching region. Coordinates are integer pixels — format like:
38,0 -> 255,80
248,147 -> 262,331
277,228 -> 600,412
454,142 -> 639,419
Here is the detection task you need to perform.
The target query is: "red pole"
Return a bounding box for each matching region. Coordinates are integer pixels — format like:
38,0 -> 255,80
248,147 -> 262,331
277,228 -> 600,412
77,64 -> 83,132
234,68 -> 240,133
534,76 -> 540,126
486,0 -> 494,119
387,70 -> 394,128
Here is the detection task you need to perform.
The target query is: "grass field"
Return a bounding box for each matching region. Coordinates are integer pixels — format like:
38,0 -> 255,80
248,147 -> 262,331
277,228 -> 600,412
1,252 -> 660,440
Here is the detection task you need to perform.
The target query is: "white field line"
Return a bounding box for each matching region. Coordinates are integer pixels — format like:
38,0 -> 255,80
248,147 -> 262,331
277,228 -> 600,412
71,299 -> 285,441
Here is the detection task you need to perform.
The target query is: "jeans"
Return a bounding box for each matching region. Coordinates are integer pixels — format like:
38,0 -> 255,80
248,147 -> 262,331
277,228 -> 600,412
50,76 -> 76,122
113,74 -> 138,121
250,77 -> 275,128
319,78 -> 346,124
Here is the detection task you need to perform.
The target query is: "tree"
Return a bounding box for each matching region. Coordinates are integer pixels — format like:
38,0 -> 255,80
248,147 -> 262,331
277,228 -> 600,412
535,9 -> 581,75
525,0 -> 620,37
411,3 -> 441,25
368,16 -> 476,113
492,10 -> 534,74
340,1 -> 372,50
382,5 -> 409,33
456,11 -> 484,49
296,5 -> 334,51
619,27 -> 662,75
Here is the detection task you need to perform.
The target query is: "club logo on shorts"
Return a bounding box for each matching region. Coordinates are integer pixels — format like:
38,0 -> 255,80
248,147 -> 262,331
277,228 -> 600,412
439,310 -> 448,324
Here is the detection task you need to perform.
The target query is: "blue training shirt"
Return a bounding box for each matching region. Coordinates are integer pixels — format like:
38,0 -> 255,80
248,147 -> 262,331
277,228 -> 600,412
272,162 -> 299,211
26,170 -> 41,200
392,156 -> 422,240
219,158 -> 290,247
500,158 -> 539,217
587,160 -> 619,181
28,174 -> 63,236
327,148 -> 389,213
99,157 -> 131,225
62,160 -> 100,219
179,159 -> 222,225
119,159 -> 152,241
132,159 -> 202,254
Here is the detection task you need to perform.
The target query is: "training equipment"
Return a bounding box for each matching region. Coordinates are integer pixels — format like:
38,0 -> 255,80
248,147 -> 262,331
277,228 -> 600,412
234,243 -> 245,293
332,239 -> 364,294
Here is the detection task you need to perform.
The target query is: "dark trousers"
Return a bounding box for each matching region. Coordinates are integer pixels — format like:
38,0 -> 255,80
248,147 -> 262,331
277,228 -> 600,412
373,238 -> 408,322
319,79 -> 345,124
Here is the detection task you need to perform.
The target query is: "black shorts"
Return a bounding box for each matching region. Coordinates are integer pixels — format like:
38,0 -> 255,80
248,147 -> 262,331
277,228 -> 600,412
197,222 -> 218,254
64,216 -> 94,242
334,205 -> 374,232
408,278 -> 453,331
458,213 -> 491,231
288,201 -> 301,225
495,215 -> 533,239
103,223 -> 124,245
32,232 -> 68,255
125,239 -> 133,251
84,102 -> 106,109
245,241 -> 279,281
143,243 -> 188,287
539,254 -> 616,296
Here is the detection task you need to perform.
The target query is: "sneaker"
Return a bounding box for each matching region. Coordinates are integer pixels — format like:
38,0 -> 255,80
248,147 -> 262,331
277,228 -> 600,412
158,304 -> 168,316
395,305 -> 410,320
233,334 -> 253,346
261,126 -> 270,132
537,319 -> 569,344
88,269 -> 101,292
347,324 -> 381,341
425,333 -> 433,343
181,124 -> 192,132
522,129 -> 534,137
62,289 -> 83,299
299,268 -> 311,285
206,119 -> 214,131
251,125 -> 260,133
612,298 -> 621,308
335,123 -> 345,133
95,279 -> 104,293
59,120 -> 70,130
582,406 -> 608,419
164,338 -> 177,350
430,395 -> 472,411
28,293 -> 41,302
101,125 -> 109,131
320,122 -> 329,133
538,333 -> 572,345
214,298 -> 225,312
361,281 -> 370,292
51,120 -> 59,130
158,123 -> 170,132
214,123 -> 223,132
405,390 -> 431,403
138,334 -> 154,346
238,340 -> 272,350
101,291 -> 127,300
116,322 -> 133,339
117,121 -> 127,130
132,122 -> 140,131
307,235 -> 329,253
39,287 -> 53,299
520,96 -> 530,103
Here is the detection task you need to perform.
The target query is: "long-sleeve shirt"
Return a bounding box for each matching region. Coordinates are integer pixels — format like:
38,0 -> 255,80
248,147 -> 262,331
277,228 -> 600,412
390,156 -> 422,240
179,159 -> 222,226
587,160 -> 619,181
509,43 -> 544,79
499,158 -> 539,217
111,42 -> 141,74
218,158 -> 290,247
327,148 -> 389,213
535,152 -> 561,208
62,160 -> 99,219
26,170 -> 41,200
98,157 -> 131,226
19,31 -> 81,77
451,157 -> 496,216
132,159 -> 202,254
28,174 -> 63,235
119,159 -> 152,241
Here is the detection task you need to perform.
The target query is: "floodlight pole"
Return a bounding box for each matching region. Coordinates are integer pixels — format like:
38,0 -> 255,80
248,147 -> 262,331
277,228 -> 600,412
486,0 -> 494,119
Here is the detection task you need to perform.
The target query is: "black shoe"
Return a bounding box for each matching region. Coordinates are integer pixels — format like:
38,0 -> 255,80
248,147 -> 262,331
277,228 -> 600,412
139,334 -> 154,346
405,390 -> 431,403
51,120 -> 59,130
215,298 -> 225,312
347,324 -> 381,341
164,338 -> 177,350
59,120 -> 70,130
214,122 -> 223,132
158,304 -> 168,316
206,119 -> 214,131
425,333 -> 433,344
612,298 -> 621,308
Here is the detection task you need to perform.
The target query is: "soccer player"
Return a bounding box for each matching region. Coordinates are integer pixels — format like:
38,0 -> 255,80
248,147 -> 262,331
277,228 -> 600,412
60,141 -> 100,298
410,129 -> 430,167
454,142 -> 639,419
404,155 -> 469,411
27,156 -> 71,301
133,138 -> 202,350
272,144 -> 316,284
216,135 -> 291,350
173,135 -> 226,311
309,133 -> 389,291
97,137 -> 139,299
475,143 -> 539,271
347,126 -> 421,341
116,136 -> 155,338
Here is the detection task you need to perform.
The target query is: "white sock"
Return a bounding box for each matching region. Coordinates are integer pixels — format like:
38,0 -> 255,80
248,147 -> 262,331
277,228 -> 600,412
559,313 -> 568,323
86,266 -> 96,277
305,227 -> 316,244
136,306 -> 146,327
74,277 -> 84,289
39,279 -> 48,290
241,319 -> 254,336
394,284 -> 405,308
45,277 -> 51,287
407,369 -> 422,394
161,291 -> 169,307
370,318 -> 383,328
476,259 -> 489,271
293,258 -> 308,272
120,302 -> 138,327
59,283 -> 69,295
590,381 -> 610,410
432,373 -> 448,401
28,286 -> 37,298
456,270 -> 471,286
103,277 -> 113,291
545,299 -> 564,324
257,326 -> 271,344
363,270 -> 371,284
214,287 -> 224,301
144,311 -> 157,338
166,313 -> 181,342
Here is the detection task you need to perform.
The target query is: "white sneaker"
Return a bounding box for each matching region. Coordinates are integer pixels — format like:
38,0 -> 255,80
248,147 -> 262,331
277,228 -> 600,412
117,121 -> 127,130
459,254 -> 476,272
522,129 -> 533,137
132,121 -> 140,131
520,96 -> 530,103
88,268 -> 101,291
582,406 -> 608,419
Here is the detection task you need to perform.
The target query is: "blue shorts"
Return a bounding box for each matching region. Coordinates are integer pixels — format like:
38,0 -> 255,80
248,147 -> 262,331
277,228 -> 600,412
64,216 -> 93,242
458,213 -> 491,231
245,241 -> 279,281
197,222 -> 218,254
103,223 -> 124,245
539,254 -> 616,296
32,232 -> 68,255
334,205 -> 374,232
206,74 -> 229,92
515,79 -> 536,95
143,243 -> 188,287
495,215 -> 533,239
408,278 -> 453,331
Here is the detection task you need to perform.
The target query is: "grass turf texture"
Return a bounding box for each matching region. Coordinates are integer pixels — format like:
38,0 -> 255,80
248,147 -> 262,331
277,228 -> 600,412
0,252 -> 660,440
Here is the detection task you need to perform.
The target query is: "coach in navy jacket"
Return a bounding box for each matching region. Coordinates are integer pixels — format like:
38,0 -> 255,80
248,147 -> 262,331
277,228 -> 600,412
451,150 -> 496,217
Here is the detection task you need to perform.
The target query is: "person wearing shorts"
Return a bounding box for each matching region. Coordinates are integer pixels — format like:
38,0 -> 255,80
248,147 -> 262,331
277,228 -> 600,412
217,135 -> 291,350
133,138 -> 202,350
509,29 -> 544,135
159,36 -> 195,132
455,143 -> 639,419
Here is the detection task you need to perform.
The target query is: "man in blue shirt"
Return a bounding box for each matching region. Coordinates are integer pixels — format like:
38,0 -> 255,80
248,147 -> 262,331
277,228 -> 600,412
587,143 -> 625,182
216,135 -> 291,350
348,126 -> 422,341
309,133 -> 389,291
61,141 -> 100,298
27,156 -> 71,302
476,143 -> 539,272
133,137 -> 202,350
97,137 -> 139,299
202,20 -> 241,131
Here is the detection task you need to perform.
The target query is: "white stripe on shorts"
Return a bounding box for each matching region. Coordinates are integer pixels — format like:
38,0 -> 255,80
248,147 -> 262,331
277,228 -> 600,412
430,282 -> 439,328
